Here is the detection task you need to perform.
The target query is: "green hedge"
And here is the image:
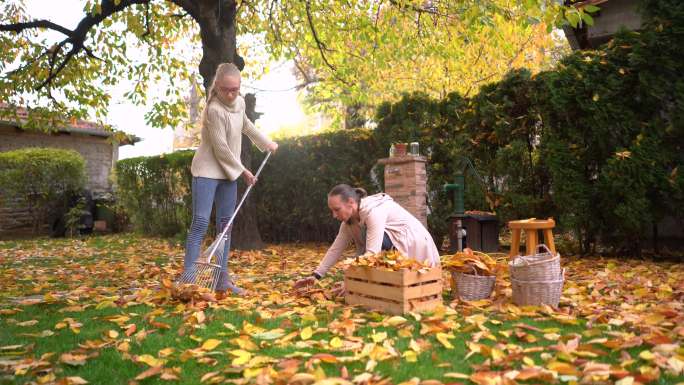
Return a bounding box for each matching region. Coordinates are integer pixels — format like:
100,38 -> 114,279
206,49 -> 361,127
114,150 -> 193,236
114,129 -> 382,242
0,148 -> 86,233
255,129 -> 383,242
372,0 -> 684,254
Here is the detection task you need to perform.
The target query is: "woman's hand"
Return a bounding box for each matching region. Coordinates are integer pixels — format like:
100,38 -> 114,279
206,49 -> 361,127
267,141 -> 278,153
241,169 -> 257,185
293,276 -> 316,289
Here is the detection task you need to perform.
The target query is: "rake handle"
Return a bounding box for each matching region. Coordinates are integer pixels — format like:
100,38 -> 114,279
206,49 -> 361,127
209,151 -> 272,256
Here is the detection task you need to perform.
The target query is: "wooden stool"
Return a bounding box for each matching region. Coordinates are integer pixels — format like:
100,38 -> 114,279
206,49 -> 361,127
508,218 -> 556,258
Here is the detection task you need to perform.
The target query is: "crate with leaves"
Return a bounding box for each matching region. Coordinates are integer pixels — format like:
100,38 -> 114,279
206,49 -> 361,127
343,251 -> 443,315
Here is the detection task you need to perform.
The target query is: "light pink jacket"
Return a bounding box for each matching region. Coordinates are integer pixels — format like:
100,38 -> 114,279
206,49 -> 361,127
314,193 -> 441,277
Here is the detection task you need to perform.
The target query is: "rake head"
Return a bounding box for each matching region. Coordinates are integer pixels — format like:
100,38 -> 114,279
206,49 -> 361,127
177,236 -> 226,291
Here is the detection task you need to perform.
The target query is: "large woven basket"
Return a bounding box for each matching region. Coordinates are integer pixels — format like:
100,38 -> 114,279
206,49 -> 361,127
511,268 -> 565,307
451,266 -> 496,301
509,244 -> 561,281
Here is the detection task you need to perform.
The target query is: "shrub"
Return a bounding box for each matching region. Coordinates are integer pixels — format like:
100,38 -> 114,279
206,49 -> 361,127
0,148 -> 86,233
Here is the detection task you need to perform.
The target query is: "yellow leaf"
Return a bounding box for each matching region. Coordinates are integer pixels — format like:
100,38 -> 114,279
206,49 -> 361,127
371,331 -> 387,343
436,333 -> 454,349
523,356 -> 535,366
136,354 -> 166,367
330,336 -> 343,348
547,361 -> 580,376
229,349 -> 252,366
107,330 -> 119,339
402,350 -> 418,362
201,339 -> 222,351
158,348 -> 174,357
639,350 -> 655,361
300,326 -> 313,340
491,348 -> 505,361
386,316 -> 407,326
314,365 -> 327,380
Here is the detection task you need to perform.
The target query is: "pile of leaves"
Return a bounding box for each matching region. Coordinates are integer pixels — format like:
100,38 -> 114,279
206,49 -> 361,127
441,248 -> 499,276
342,250 -> 433,272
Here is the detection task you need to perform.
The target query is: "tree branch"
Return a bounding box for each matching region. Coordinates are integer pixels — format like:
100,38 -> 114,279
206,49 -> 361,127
0,20 -> 73,36
304,0 -> 336,71
0,0 -> 151,90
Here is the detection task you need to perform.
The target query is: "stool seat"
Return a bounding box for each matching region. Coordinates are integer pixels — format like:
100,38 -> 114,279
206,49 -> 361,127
508,218 -> 556,258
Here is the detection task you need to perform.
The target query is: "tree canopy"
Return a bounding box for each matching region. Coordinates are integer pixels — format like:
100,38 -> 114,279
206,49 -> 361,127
0,0 -> 589,131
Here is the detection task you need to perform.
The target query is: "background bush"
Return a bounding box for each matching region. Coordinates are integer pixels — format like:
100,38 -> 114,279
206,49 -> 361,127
0,148 -> 86,233
114,150 -> 193,236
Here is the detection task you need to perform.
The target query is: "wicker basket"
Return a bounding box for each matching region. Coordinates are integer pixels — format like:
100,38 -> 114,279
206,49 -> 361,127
511,268 -> 565,307
451,266 -> 496,301
509,244 -> 561,282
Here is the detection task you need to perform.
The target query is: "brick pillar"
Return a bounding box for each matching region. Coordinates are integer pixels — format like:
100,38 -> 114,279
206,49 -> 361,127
377,155 -> 428,227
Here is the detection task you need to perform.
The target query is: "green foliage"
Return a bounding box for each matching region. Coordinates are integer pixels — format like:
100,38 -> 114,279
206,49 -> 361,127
0,148 -> 86,233
114,150 -> 194,237
255,129 -> 383,242
114,130 -> 382,242
538,4 -> 684,253
372,0 -> 684,254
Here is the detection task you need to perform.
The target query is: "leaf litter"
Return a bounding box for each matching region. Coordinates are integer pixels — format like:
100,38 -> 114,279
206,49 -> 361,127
0,235 -> 682,385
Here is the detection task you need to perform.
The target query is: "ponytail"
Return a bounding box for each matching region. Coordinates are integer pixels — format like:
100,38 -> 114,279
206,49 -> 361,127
329,184 -> 366,204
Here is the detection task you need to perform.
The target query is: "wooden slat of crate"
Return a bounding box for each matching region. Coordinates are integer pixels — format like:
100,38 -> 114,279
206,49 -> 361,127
345,278 -> 442,302
345,292 -> 405,314
345,266 -> 442,286
344,266 -> 443,314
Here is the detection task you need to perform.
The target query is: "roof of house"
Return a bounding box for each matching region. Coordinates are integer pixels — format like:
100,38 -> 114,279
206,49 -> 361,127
0,103 -> 140,145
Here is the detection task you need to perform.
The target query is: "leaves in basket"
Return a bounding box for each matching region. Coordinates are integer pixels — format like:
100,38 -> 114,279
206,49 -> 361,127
442,248 -> 498,276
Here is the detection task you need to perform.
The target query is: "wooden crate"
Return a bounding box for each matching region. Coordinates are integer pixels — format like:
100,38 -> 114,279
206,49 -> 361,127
344,266 -> 443,315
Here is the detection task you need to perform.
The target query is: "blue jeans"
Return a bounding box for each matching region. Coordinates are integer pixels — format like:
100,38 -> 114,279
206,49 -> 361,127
381,232 -> 394,251
184,176 -> 237,291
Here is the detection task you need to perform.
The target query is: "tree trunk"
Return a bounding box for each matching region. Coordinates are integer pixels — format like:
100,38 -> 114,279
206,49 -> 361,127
194,0 -> 261,249
232,94 -> 265,250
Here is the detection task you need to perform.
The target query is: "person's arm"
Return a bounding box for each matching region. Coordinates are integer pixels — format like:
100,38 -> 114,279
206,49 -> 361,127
206,106 -> 245,180
242,113 -> 274,152
313,224 -> 352,278
364,205 -> 389,254
293,224 -> 352,289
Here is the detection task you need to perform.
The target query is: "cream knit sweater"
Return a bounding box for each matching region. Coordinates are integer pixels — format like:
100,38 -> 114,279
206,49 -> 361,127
191,96 -> 272,181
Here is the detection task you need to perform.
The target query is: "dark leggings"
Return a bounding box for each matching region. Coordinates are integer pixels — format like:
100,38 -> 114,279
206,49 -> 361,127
381,232 -> 394,251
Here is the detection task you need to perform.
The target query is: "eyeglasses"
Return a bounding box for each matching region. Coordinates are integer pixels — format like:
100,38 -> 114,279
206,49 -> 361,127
217,86 -> 240,94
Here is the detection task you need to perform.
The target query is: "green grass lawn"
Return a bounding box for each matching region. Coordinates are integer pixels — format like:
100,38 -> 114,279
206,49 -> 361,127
1,234 -> 683,385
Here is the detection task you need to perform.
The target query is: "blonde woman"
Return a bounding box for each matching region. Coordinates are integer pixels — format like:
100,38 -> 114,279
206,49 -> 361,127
184,63 -> 278,298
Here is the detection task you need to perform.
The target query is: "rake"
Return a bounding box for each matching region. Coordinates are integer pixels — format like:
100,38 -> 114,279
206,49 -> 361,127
178,151 -> 272,290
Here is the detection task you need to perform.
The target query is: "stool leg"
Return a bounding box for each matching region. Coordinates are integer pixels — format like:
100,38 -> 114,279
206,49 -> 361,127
526,229 -> 538,256
509,229 -> 521,258
544,229 -> 556,255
